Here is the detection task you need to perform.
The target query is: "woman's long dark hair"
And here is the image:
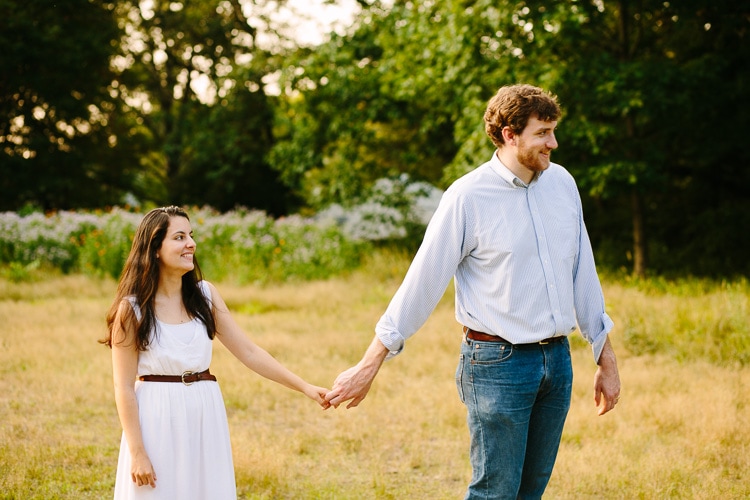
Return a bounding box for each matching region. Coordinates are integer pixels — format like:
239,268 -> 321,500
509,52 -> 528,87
101,206 -> 217,350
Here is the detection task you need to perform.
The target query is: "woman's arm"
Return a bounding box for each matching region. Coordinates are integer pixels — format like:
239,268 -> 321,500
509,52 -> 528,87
206,282 -> 328,406
111,300 -> 157,488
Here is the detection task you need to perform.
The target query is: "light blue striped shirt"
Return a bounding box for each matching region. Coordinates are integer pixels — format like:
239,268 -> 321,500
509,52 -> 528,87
375,152 -> 613,363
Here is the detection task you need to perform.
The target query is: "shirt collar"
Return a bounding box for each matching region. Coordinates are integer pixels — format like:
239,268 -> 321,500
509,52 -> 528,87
489,150 -> 543,188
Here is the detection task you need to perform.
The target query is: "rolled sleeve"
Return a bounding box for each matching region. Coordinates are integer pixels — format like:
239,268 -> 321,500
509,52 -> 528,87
590,312 -> 614,363
375,317 -> 406,360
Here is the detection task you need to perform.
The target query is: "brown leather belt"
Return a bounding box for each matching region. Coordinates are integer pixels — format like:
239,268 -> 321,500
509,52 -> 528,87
139,369 -> 216,385
464,327 -> 565,347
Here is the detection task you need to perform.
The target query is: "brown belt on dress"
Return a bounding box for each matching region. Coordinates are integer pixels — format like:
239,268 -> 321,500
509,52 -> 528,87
463,327 -> 565,347
139,368 -> 216,385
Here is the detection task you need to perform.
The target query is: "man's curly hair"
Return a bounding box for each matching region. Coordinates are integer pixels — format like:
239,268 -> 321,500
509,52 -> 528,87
484,84 -> 561,149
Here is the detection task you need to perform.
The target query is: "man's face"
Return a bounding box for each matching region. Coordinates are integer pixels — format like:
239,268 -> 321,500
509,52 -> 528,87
514,117 -> 558,174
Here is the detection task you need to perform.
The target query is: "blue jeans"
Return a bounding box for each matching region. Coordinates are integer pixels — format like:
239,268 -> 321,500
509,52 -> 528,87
456,336 -> 573,500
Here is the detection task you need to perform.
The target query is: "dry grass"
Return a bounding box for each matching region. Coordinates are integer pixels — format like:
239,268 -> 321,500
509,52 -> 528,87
1,259 -> 748,499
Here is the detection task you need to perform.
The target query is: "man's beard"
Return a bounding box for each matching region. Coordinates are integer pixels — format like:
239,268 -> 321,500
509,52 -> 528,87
516,140 -> 551,173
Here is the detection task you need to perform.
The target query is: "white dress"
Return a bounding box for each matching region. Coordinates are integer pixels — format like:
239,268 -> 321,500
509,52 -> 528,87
114,281 -> 236,499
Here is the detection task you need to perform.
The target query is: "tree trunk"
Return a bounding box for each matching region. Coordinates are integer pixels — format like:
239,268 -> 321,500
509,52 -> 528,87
630,187 -> 647,277
618,0 -> 648,277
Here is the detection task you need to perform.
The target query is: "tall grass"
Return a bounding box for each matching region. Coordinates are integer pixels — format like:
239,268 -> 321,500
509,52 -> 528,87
1,253 -> 748,498
604,276 -> 750,366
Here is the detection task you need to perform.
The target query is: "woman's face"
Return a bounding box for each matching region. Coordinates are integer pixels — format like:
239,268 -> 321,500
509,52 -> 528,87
156,216 -> 195,276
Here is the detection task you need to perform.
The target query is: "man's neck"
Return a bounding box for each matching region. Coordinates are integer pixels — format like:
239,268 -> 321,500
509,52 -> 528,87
496,149 -> 535,184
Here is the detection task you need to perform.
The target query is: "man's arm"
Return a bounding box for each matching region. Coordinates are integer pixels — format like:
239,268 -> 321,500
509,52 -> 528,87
324,336 -> 390,409
325,187 -> 470,409
594,336 -> 621,415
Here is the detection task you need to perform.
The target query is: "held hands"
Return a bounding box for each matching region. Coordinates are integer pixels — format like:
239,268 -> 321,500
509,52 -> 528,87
324,363 -> 377,409
324,336 -> 389,409
303,383 -> 332,409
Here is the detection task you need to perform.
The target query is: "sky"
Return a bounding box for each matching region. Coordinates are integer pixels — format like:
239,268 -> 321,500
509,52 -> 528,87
279,0 -> 361,46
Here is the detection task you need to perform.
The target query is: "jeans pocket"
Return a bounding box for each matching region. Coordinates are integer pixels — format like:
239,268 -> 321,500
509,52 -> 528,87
470,343 -> 513,365
455,354 -> 466,404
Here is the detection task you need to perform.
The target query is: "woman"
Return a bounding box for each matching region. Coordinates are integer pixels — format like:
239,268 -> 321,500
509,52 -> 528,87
102,206 -> 328,499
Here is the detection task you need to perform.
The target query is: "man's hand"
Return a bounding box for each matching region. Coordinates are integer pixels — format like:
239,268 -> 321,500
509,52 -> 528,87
594,336 -> 621,416
325,364 -> 377,409
324,336 -> 389,409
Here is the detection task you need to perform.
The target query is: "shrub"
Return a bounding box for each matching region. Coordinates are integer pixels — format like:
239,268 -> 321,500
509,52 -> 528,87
0,207 -> 369,283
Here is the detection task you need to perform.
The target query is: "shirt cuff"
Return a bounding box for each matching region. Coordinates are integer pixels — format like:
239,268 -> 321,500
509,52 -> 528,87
375,327 -> 406,361
591,312 -> 614,363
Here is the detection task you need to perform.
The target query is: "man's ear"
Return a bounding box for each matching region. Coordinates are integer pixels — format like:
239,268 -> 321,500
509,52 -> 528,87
501,126 -> 516,146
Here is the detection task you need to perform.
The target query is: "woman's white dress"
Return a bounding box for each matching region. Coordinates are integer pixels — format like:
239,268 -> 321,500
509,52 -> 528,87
114,281 -> 236,499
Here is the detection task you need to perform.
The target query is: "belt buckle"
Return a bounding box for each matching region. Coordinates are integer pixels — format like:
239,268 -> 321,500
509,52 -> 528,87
539,339 -> 551,345
181,370 -> 195,386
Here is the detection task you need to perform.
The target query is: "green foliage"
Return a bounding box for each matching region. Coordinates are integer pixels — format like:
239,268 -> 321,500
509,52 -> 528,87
0,210 -> 103,272
190,207 -> 368,283
0,260 -> 41,283
0,0 -> 128,210
77,212 -> 137,279
532,0 -> 750,277
271,0 -> 750,277
270,1 -> 466,207
177,69 -> 295,215
0,208 -> 368,283
3,0 -> 749,278
110,0 -> 296,213
316,175 -> 443,255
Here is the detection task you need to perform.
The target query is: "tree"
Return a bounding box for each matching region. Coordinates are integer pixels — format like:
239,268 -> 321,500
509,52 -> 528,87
272,0 -> 750,277
177,67 -> 295,215
271,0 -> 466,209
536,0 -> 750,276
0,0 -> 132,210
111,0 -> 294,212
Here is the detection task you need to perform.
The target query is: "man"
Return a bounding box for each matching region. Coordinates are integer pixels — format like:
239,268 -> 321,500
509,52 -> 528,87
324,84 -> 621,499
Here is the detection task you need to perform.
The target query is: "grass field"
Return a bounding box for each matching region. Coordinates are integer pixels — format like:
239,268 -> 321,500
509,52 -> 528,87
1,254 -> 748,499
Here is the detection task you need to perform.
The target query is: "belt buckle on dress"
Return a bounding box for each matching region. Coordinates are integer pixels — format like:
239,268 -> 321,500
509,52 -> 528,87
181,371 -> 195,386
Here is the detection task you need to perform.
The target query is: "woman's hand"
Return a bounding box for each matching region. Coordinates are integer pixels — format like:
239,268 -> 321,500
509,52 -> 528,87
304,383 -> 332,409
131,451 -> 157,488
